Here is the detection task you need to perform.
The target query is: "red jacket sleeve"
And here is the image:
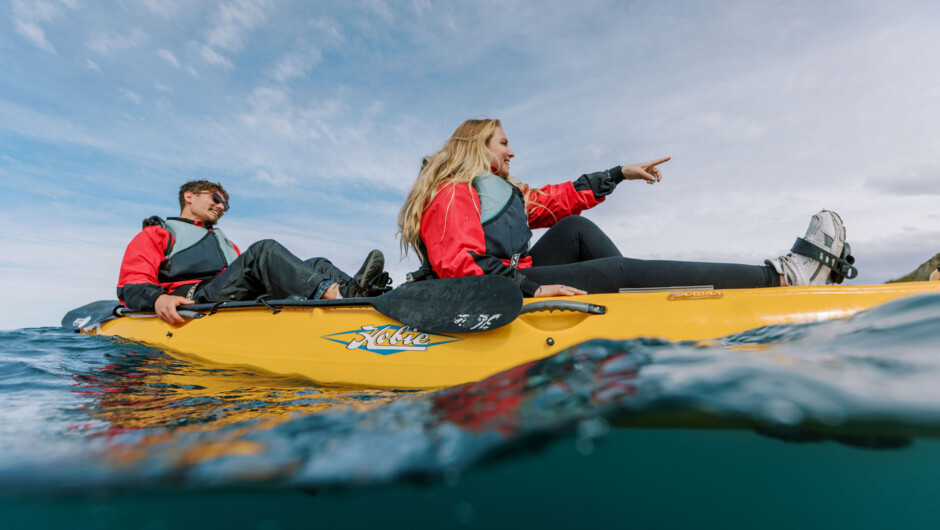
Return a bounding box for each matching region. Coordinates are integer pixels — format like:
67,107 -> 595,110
116,226 -> 174,310
118,226 -> 170,289
525,181 -> 605,229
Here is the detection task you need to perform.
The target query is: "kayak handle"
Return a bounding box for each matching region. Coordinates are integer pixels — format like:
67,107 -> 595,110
115,308 -> 205,320
520,300 -> 606,315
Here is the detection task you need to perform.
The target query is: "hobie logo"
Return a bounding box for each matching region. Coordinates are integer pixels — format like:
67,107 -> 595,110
323,325 -> 461,355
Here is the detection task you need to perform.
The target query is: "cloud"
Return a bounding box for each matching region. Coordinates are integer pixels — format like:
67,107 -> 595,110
121,89 -> 143,105
675,110 -> 767,142
588,144 -> 608,160
271,46 -> 323,83
0,100 -> 113,150
86,29 -> 150,55
362,0 -> 394,23
14,20 -> 56,53
10,0 -> 77,53
139,0 -> 178,18
307,18 -> 345,45
158,48 -> 180,69
155,99 -> 174,113
201,44 -> 233,69
207,0 -> 268,50
255,169 -> 298,186
851,228 -> 940,283
411,0 -> 432,15
0,210 -> 136,330
864,167 -> 940,196
155,82 -> 174,93
238,86 -> 338,142
201,0 -> 270,67
85,58 -> 100,71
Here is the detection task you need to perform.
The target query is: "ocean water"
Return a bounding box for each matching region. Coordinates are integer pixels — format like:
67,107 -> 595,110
4,294 -> 940,529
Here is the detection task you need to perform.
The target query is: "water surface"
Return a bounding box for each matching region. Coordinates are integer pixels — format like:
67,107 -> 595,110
3,293 -> 940,528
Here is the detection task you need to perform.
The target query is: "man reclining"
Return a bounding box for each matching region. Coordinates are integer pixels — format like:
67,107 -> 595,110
117,179 -> 390,324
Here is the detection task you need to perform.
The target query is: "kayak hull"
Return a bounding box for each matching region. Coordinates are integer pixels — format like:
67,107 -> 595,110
82,282 -> 940,388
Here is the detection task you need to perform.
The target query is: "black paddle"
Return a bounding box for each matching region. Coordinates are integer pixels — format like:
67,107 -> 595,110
61,300 -> 123,330
61,275 -> 523,334
370,275 -> 522,333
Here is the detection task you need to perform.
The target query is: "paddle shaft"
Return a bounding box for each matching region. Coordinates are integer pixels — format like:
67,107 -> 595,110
62,276 -> 523,334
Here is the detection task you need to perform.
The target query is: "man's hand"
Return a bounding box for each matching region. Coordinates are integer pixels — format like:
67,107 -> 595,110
621,157 -> 671,184
154,294 -> 195,324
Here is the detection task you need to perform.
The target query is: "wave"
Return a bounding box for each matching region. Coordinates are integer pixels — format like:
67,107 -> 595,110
2,294 -> 940,496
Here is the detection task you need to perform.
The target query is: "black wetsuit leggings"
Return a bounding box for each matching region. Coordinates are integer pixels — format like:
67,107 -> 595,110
523,216 -> 780,292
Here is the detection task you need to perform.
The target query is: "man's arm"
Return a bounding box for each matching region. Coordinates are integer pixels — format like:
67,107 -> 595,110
153,293 -> 195,324
117,226 -> 170,309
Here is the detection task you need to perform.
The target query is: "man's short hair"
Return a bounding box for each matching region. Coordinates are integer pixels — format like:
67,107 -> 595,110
178,180 -> 229,211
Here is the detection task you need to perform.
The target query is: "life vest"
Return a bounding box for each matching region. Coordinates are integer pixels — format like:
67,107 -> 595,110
155,217 -> 239,283
472,174 -> 533,260
408,175 -> 532,282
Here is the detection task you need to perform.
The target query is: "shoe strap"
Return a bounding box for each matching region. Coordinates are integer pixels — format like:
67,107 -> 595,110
790,237 -> 859,282
365,272 -> 393,294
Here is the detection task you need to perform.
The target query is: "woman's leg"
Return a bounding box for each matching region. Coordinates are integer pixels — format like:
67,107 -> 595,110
523,210 -> 852,292
522,257 -> 780,293
529,216 -> 622,266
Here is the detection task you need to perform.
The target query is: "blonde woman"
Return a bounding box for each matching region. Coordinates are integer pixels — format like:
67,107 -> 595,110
398,118 -> 856,297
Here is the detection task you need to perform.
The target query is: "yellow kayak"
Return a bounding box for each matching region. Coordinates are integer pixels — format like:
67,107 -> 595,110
70,281 -> 940,389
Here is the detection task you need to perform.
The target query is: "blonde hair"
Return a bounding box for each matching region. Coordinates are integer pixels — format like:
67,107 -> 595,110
397,118 -> 547,257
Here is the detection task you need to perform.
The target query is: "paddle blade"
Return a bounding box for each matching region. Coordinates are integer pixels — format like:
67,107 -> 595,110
372,276 -> 522,333
61,300 -> 122,330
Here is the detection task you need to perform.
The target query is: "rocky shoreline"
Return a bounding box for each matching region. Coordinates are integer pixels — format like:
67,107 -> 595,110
888,253 -> 940,283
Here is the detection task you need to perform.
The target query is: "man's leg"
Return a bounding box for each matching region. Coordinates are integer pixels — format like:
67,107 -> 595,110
195,239 -> 332,302
306,251 -> 390,298
304,257 -> 351,283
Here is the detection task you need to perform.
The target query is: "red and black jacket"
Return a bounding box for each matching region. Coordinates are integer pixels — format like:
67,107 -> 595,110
116,217 -> 240,310
418,167 -> 625,295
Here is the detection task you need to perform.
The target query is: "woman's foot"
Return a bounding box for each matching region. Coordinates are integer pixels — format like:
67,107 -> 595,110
765,210 -> 853,286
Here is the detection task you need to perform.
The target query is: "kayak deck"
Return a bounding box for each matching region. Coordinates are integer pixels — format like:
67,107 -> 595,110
82,282 -> 940,388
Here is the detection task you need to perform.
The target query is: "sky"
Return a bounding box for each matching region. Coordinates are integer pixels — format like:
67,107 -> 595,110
2,0 -> 940,330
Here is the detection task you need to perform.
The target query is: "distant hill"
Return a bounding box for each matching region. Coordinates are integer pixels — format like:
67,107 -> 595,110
887,253 -> 940,283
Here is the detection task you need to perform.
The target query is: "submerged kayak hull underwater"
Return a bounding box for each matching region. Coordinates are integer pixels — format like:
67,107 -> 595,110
72,282 -> 940,389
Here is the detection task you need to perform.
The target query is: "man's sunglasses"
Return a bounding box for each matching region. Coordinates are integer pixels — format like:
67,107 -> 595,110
196,191 -> 230,212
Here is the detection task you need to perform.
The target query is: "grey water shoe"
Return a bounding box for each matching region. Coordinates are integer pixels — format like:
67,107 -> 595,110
765,210 -> 856,286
